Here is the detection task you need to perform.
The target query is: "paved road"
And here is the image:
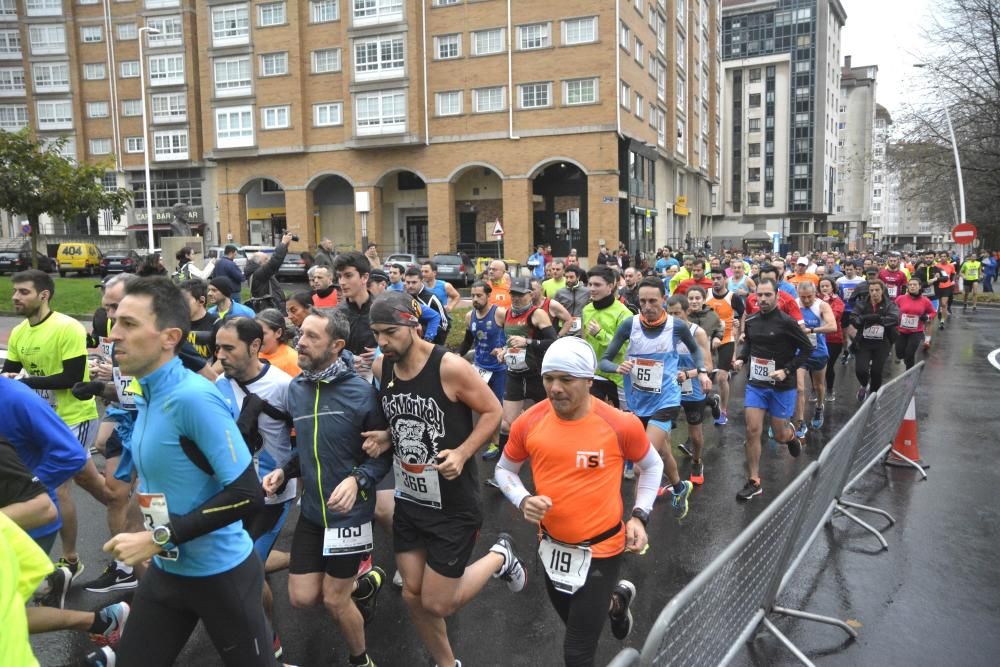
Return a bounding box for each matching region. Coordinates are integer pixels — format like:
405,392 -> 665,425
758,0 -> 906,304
16,309 -> 1000,667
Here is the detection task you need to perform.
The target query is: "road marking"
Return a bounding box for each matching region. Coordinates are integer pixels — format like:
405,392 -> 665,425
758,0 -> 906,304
989,348 -> 1000,373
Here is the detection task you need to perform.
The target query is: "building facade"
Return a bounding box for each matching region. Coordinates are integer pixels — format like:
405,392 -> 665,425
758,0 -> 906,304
713,0 -> 846,252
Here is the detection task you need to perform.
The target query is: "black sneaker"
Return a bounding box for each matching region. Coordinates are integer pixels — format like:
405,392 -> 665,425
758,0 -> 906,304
786,434 -> 803,458
83,647 -> 115,667
352,566 -> 385,626
55,556 -> 85,584
84,562 -> 138,593
609,580 -> 636,640
678,442 -> 694,458
736,479 -> 762,502
38,566 -> 71,609
709,394 -> 722,421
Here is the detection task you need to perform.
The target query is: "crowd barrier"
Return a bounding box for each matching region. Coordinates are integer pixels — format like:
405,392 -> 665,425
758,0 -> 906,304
609,362 -> 927,667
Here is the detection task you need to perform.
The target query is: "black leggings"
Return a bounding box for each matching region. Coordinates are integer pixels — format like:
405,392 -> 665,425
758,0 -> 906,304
589,379 -> 621,409
825,342 -> 843,392
854,342 -> 891,392
117,554 -> 275,667
895,332 -> 923,369
544,554 -> 622,667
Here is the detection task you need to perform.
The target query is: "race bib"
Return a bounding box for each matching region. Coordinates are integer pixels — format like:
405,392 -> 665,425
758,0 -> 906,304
569,317 -> 582,334
98,336 -> 114,360
393,460 -> 442,509
842,287 -> 855,300
750,357 -> 776,383
476,367 -> 493,384
137,493 -> 179,560
112,366 -> 136,408
900,314 -> 919,329
538,535 -> 592,594
630,358 -> 664,393
863,325 -> 885,340
323,522 -> 373,556
680,376 -> 694,396
504,347 -> 528,372
887,285 -> 899,298
922,286 -> 935,297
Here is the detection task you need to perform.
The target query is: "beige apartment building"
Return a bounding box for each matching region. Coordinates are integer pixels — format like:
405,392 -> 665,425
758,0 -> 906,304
1,0 -> 721,263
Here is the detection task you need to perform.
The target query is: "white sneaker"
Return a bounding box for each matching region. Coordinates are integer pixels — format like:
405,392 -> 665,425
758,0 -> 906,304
489,532 -> 526,593
392,569 -> 403,588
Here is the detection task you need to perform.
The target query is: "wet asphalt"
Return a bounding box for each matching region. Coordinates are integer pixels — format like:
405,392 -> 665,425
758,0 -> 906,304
20,307 -> 1000,667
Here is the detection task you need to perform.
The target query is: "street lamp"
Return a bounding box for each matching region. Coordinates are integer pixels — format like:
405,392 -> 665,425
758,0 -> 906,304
913,63 -> 966,257
138,26 -> 161,253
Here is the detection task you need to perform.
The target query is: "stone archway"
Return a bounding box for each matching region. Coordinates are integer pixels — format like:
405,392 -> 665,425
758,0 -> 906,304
531,162 -> 588,260
376,170 -> 427,256
241,178 -> 286,245
308,174 -> 355,252
450,164 -> 504,257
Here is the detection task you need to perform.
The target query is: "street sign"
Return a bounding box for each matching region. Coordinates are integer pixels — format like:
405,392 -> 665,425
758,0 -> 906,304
20,223 -> 31,235
952,222 -> 977,245
491,219 -> 504,237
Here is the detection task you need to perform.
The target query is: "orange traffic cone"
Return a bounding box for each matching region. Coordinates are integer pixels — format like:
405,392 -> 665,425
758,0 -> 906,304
885,397 -> 929,470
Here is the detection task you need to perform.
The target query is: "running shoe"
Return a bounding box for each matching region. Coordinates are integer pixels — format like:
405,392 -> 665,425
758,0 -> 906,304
350,656 -> 376,667
841,353 -> 850,366
786,434 -> 803,458
736,479 -> 763,501
273,631 -> 283,659
677,441 -> 694,458
767,425 -> 774,440
809,395 -> 818,403
392,570 -> 403,588
709,394 -> 722,421
623,461 -> 635,480
84,647 -> 116,667
811,407 -> 825,430
657,484 -> 670,498
794,420 -> 808,439
689,461 -> 705,486
90,602 -> 130,648
352,566 -> 385,626
714,410 -> 728,426
825,391 -> 837,402
922,338 -> 931,351
38,566 -> 70,609
482,443 -> 501,460
857,386 -> 868,403
609,580 -> 637,640
490,532 -> 526,593
671,481 -> 694,520
56,556 -> 85,583
84,562 -> 138,593
356,554 -> 373,577
939,320 -> 946,330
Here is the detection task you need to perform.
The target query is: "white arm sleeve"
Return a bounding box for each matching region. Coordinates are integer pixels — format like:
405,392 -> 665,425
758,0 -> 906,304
632,445 -> 664,513
494,454 -> 531,510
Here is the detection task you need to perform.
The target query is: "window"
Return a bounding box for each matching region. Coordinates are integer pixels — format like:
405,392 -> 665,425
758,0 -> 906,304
657,62 -> 665,101
620,22 -> 630,51
748,118 -> 760,131
676,31 -> 685,69
793,190 -> 809,204
32,62 -> 70,92
36,100 -> 73,130
435,90 -> 461,116
29,25 -> 66,55
873,188 -> 882,198
795,138 -> 809,153
562,16 -> 597,45
354,35 -> 404,80
518,82 -> 551,109
432,0 -> 459,5
748,167 -> 760,181
117,23 -> 138,41
147,17 -> 183,46
310,0 -> 338,22
312,48 -> 342,73
0,67 -> 24,94
355,89 -> 406,135
0,104 -> 28,131
260,52 -> 289,77
0,0 -> 15,16
473,86 -> 505,113
26,0 -> 61,16
352,0 -> 403,27
215,106 -> 254,148
258,2 -> 286,26
564,78 -> 597,105
795,86 -> 810,100
87,101 -> 109,118
748,143 -> 760,157
153,130 -> 188,160
657,107 -> 666,147
149,54 -> 185,86
122,99 -> 142,116
212,4 -> 250,46
126,136 -> 144,153
214,56 -> 251,96
261,105 -> 290,129
635,93 -> 643,119
313,102 -> 342,126
795,112 -> 809,126
634,39 -> 643,63
676,0 -> 684,21
84,63 -> 106,80
151,92 -> 187,123
676,76 -> 685,111
749,68 -> 761,82
748,93 -> 760,107
89,138 -> 111,155
472,28 -> 504,56
620,81 -> 630,109
0,30 -> 21,57
518,22 -> 551,50
676,117 -> 685,154
81,26 -> 103,43
145,0 -> 181,7
434,34 -> 460,60
747,192 -> 760,206
120,61 -> 140,78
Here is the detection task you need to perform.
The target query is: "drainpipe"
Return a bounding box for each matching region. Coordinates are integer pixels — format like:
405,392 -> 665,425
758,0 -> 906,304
507,0 -> 518,139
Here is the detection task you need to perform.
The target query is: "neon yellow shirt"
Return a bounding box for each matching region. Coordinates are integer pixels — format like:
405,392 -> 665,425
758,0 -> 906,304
0,512 -> 54,667
542,278 -> 566,299
960,260 -> 981,281
7,312 -> 98,426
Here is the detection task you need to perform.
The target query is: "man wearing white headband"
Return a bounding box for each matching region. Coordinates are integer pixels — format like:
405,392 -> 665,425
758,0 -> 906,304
493,336 -> 664,666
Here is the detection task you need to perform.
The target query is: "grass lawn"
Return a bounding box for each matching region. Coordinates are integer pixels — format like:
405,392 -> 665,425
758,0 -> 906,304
0,275 -> 104,317
446,307 -> 470,350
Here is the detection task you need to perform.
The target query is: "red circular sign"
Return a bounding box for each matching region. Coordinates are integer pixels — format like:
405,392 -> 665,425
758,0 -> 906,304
952,223 -> 977,244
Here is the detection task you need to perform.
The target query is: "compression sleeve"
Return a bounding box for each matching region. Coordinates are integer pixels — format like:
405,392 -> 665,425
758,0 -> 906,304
2,359 -> 22,374
8,390 -> 86,489
494,454 -> 531,511
531,324 -> 558,357
673,320 -> 705,369
631,445 -> 663,513
168,462 -> 264,545
420,307 -> 440,341
598,317 -> 634,373
18,355 -> 87,390
458,328 -> 474,357
280,450 -> 301,480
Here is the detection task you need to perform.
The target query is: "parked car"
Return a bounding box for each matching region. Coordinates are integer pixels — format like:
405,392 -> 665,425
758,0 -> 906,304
0,250 -> 55,274
207,245 -> 248,270
57,242 -> 102,276
99,250 -> 142,277
277,253 -> 310,281
382,253 -> 421,273
431,253 -> 476,286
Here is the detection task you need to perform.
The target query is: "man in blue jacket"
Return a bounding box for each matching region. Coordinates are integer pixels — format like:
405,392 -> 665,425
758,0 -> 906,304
212,244 -> 245,303
263,307 -> 390,667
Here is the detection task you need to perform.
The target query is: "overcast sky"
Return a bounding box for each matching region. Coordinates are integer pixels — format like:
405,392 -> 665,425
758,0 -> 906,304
839,0 -> 936,119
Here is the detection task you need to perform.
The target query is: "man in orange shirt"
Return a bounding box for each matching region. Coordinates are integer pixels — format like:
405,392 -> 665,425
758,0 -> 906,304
494,337 -> 663,666
487,260 -> 511,308
787,257 -> 820,289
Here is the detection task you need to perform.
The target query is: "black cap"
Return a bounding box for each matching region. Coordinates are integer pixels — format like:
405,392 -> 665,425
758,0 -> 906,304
368,268 -> 389,283
369,291 -> 420,327
210,275 -> 236,295
509,277 -> 532,294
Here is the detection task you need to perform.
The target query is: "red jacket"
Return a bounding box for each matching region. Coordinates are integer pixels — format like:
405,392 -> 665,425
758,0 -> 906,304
674,277 -> 713,295
745,290 -> 803,321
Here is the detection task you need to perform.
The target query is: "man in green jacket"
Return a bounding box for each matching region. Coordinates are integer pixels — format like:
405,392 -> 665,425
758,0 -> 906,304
582,265 -> 633,409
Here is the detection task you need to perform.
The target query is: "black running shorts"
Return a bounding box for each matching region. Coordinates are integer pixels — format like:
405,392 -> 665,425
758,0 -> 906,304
392,505 -> 480,579
289,516 -> 368,579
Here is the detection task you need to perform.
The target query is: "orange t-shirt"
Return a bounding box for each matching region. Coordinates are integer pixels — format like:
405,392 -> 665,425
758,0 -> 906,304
505,397 -> 651,558
787,272 -> 820,288
488,275 -> 511,308
260,343 -> 300,377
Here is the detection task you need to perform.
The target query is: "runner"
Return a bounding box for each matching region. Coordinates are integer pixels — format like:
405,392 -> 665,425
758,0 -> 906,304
262,308 -> 390,667
793,282 -> 837,435
684,286 -> 724,423
178,279 -> 222,361
362,291 -> 525,667
367,269 -> 390,297
959,254 -> 982,312
554,265 -> 590,337
255,309 -> 301,377
787,257 -> 820,289
458,281 -> 507,460
421,261 -> 461,313
3,269 -> 108,586
582,266 -> 633,409
619,267 -> 641,314
894,278 -> 937,369
848,280 -> 900,401
935,252 -> 956,329
727,257 -> 755,298
817,277 -> 846,402
387,264 -> 406,292
706,267 -> 745,425
598,277 -> 705,518
404,268 -> 450,345
542,261 -> 567,299
309,265 -> 340,308
334,251 -> 377,382
529,277 -> 574,336
836,262 -> 865,363
878,253 -> 910,301
913,252 -> 941,347
487,260 -> 512,308
104,277 -> 275,667
744,265 -> 804,322
673,262 -> 713,296
732,278 -> 812,501
207,276 -> 256,319
494,337 -> 663,666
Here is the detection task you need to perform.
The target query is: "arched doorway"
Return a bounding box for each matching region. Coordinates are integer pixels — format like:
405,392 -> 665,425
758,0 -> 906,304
532,162 -> 588,259
242,178 -> 286,245
451,164 -> 503,257
310,174 -> 355,251
377,170 -> 427,256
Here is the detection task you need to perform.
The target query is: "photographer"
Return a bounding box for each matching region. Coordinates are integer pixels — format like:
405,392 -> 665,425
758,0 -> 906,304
245,232 -> 295,314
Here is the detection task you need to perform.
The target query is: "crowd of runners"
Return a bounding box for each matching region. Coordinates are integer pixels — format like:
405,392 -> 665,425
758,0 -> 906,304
0,242 -> 987,667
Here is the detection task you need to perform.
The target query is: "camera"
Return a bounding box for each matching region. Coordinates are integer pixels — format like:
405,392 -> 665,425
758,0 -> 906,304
285,231 -> 300,242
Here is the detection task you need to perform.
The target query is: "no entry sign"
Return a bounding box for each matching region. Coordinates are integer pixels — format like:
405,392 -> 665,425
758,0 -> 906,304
952,223 -> 977,245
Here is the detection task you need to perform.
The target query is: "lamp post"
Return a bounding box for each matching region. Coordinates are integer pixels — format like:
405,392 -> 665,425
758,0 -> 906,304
137,26 -> 161,253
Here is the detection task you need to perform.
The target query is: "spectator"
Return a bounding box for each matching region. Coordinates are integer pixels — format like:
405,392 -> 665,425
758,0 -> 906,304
244,232 -> 293,313
174,247 -> 214,281
365,243 -> 381,268
566,248 -> 580,266
308,264 -> 338,307
313,238 -> 335,268
527,245 -> 546,280
211,244 -> 245,302
596,245 -> 613,266
137,253 -> 166,277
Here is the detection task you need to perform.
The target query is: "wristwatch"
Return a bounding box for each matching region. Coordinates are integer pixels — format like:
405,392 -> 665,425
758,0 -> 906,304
351,470 -> 371,492
697,368 -> 709,375
630,507 -> 650,527
151,524 -> 173,547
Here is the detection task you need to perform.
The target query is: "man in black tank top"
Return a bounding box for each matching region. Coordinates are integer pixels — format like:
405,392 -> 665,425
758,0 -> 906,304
362,292 -> 527,667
